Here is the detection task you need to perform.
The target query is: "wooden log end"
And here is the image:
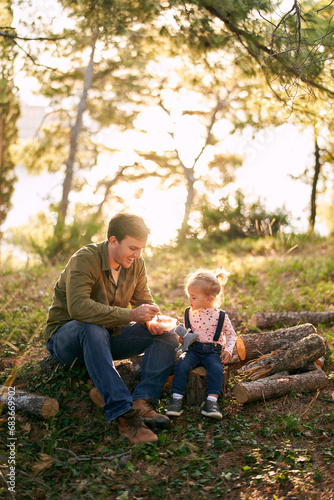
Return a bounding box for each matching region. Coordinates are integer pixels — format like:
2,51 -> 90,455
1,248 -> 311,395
41,398 -> 59,418
190,366 -> 207,376
250,313 -> 257,327
232,384 -> 249,404
236,336 -> 246,361
315,357 -> 325,369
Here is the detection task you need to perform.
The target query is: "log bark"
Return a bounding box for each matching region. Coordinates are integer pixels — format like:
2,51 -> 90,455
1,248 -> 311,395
233,369 -> 328,404
251,311 -> 334,329
184,366 -> 208,407
239,333 -> 326,380
184,363 -> 231,407
236,323 -> 316,362
0,385 -> 59,419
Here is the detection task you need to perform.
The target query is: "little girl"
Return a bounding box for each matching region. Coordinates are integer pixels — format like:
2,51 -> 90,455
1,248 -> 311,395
166,268 -> 236,420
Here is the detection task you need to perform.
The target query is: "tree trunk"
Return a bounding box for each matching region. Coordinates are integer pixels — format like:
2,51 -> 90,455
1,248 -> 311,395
233,370 -> 328,404
236,323 -> 316,362
308,134 -> 321,234
251,311 -> 334,329
178,167 -> 195,242
0,114 -> 4,269
0,386 -> 59,419
239,333 -> 326,380
56,34 -> 97,226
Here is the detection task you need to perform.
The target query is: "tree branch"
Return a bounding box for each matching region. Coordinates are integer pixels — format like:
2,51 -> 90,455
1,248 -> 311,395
0,29 -> 67,41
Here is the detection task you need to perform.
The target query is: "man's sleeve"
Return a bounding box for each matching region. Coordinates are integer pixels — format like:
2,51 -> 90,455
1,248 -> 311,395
66,256 -> 131,328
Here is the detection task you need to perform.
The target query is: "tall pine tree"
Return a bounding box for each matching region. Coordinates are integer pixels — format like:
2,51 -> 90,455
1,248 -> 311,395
0,0 -> 19,266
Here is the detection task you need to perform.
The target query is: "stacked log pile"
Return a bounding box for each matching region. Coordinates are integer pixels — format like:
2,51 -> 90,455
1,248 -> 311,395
233,323 -> 329,404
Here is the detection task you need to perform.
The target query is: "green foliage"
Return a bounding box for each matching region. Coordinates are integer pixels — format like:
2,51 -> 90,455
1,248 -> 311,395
0,1 -> 19,228
198,189 -> 290,242
12,120 -> 100,175
6,205 -> 104,264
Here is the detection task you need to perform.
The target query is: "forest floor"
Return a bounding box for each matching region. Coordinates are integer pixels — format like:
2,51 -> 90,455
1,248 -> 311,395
1,234 -> 334,499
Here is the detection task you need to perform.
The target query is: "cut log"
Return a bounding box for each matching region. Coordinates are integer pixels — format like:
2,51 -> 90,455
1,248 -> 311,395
236,323 -> 316,362
233,369 -> 328,404
251,311 -> 334,329
0,385 -> 59,419
240,333 -> 326,380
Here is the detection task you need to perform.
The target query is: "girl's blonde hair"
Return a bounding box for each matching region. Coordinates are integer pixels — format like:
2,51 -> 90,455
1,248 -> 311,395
185,268 -> 229,306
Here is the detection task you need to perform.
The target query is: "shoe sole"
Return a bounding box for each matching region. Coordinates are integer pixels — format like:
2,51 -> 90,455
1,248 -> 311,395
165,410 -> 184,417
143,416 -> 171,430
201,410 -> 222,420
119,433 -> 159,444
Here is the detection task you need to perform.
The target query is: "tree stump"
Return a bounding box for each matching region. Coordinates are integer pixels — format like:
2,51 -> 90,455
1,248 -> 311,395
183,364 -> 231,407
0,385 -> 59,419
233,370 -> 329,404
184,366 -> 208,407
251,311 -> 334,329
236,323 -> 316,362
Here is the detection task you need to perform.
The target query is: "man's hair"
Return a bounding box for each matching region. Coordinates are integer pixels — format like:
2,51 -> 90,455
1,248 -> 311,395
107,213 -> 150,242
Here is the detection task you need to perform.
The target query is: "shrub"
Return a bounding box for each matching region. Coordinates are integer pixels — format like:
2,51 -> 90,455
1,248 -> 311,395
198,190 -> 290,242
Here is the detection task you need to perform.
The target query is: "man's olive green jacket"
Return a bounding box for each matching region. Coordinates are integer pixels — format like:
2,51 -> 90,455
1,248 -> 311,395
44,241 -> 154,340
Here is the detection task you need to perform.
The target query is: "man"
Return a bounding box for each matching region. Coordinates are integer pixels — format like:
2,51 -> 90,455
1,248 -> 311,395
45,213 -> 179,444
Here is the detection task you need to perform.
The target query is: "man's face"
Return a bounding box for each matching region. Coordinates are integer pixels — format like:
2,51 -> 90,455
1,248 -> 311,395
109,235 -> 147,269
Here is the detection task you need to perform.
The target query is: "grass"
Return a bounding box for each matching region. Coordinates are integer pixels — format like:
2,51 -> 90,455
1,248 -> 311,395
0,234 -> 334,499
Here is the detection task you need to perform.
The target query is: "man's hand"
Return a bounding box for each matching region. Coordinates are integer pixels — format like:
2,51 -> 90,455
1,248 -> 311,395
130,304 -> 160,323
147,322 -> 165,336
221,350 -> 231,364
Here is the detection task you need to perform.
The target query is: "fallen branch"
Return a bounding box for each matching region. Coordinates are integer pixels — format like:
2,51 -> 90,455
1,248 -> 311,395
56,448 -> 130,463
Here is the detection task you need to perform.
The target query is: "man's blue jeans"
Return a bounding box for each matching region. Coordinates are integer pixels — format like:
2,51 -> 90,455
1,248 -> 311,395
171,342 -> 224,397
46,321 -> 179,421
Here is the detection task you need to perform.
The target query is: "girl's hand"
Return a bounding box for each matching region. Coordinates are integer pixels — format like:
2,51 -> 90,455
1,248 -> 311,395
221,350 -> 231,364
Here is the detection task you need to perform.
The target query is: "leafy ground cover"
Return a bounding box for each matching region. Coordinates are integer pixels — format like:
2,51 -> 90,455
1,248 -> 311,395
1,235 -> 334,499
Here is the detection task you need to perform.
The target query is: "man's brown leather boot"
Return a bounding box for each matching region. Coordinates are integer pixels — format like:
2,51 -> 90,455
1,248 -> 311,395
132,398 -> 170,429
89,387 -> 104,408
117,410 -> 158,444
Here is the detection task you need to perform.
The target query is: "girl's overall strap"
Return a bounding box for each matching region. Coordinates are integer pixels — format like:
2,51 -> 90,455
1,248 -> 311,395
184,306 -> 192,330
213,310 -> 226,342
